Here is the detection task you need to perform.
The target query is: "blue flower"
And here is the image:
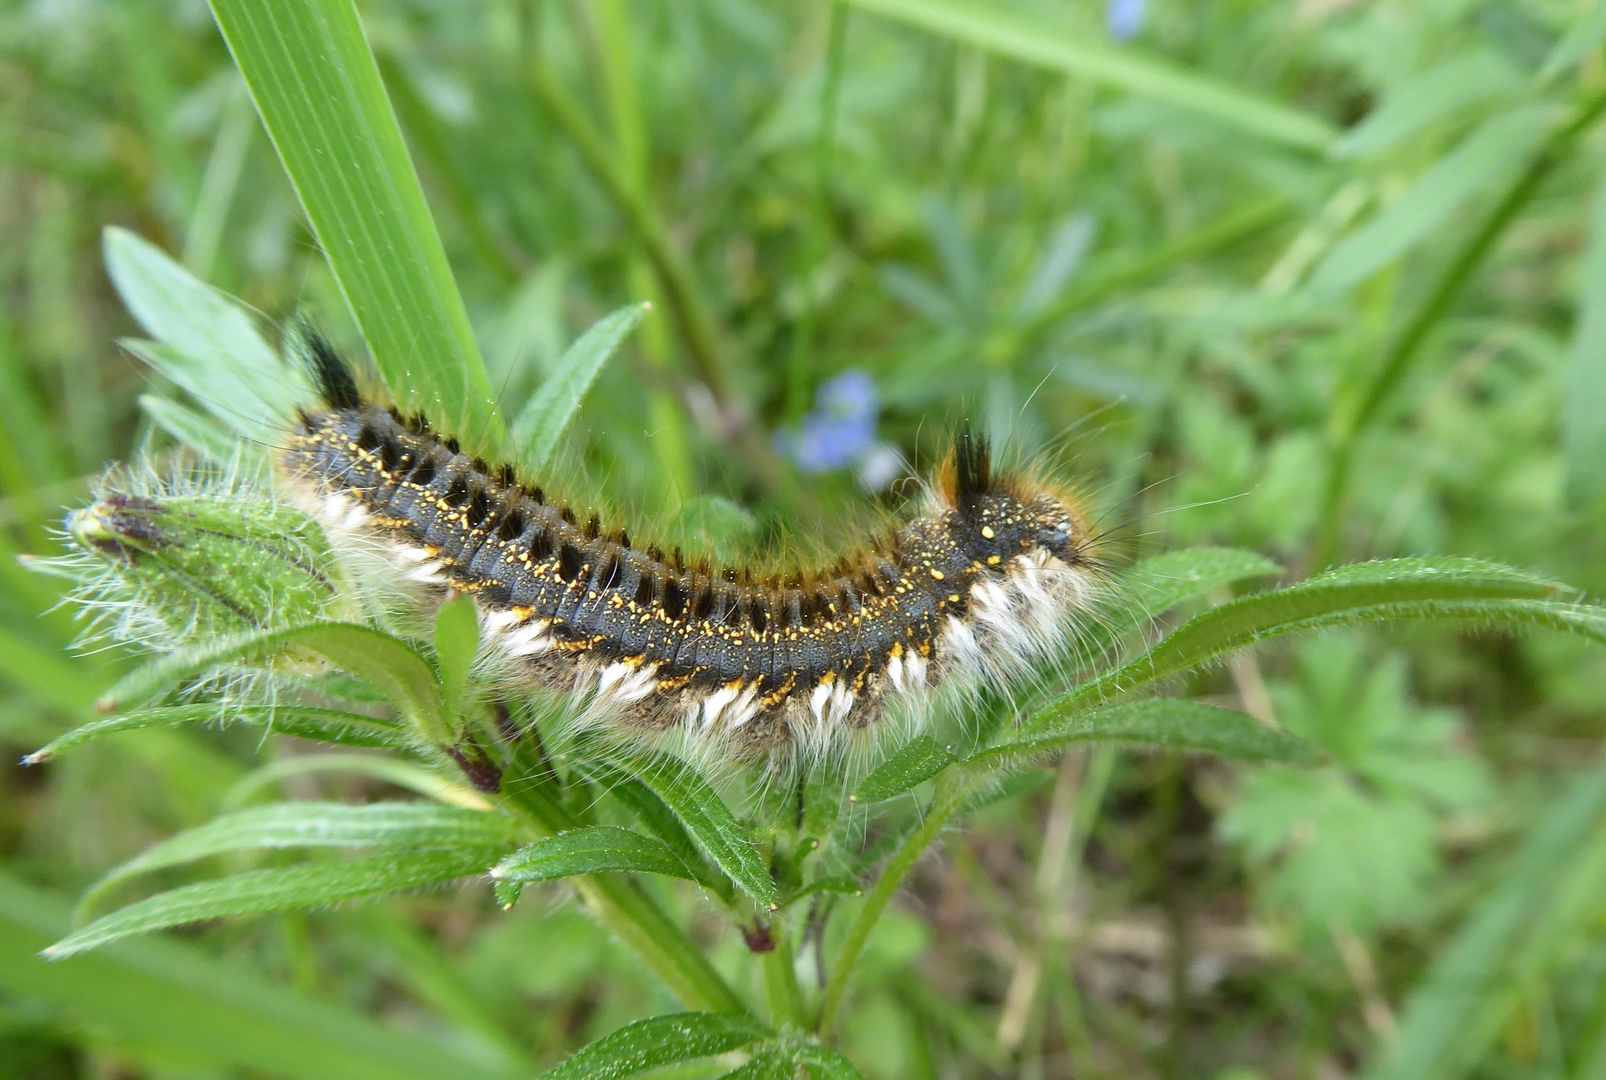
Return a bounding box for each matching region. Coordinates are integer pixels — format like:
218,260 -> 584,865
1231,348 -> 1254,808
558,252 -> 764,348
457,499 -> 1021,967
777,370 -> 879,474
1107,0 -> 1146,41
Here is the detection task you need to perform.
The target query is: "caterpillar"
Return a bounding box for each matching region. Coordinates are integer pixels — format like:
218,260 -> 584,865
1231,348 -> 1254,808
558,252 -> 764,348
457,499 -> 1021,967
279,340 -> 1106,761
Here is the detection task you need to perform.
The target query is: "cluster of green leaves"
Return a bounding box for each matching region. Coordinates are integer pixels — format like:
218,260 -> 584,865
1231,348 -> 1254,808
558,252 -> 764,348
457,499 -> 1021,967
5,0 -> 1606,1078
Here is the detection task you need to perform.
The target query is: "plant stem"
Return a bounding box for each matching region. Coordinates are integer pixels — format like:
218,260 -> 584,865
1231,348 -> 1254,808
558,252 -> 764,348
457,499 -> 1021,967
818,771 -> 973,1037
524,57 -> 801,502
1314,88 -> 1606,567
496,751 -> 748,1015
761,921 -> 806,1031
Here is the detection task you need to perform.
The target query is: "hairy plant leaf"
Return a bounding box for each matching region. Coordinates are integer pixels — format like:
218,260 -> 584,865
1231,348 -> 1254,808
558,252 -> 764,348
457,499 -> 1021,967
1050,559 -> 1573,716
82,802 -> 514,917
0,872 -> 522,1080
96,622 -> 451,746
48,849 -> 497,958
976,700 -> 1322,766
25,705 -> 408,765
795,1045 -> 868,1079
836,0 -> 1335,152
208,0 -> 501,445
621,755 -> 778,909
541,1012 -> 773,1080
513,303 -> 648,470
582,763 -> 734,903
492,827 -> 704,887
1116,547 -> 1284,622
103,228 -> 308,443
852,735 -> 958,803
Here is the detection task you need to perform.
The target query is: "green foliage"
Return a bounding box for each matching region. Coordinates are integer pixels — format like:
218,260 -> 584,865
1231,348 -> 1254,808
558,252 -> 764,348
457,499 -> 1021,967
513,302 -> 649,470
7,1 -> 1606,1077
1219,633 -> 1491,934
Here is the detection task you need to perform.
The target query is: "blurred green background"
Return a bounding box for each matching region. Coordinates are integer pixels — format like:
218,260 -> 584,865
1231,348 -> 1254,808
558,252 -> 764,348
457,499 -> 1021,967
4,1 -> 1606,1077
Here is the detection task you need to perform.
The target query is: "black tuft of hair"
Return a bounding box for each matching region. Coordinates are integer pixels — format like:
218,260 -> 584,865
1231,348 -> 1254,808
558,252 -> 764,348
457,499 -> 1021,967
954,422 -> 992,506
295,321 -> 362,410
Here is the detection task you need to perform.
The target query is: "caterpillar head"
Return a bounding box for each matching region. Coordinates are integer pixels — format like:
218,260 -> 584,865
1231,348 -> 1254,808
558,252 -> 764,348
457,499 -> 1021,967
939,426 -> 1093,570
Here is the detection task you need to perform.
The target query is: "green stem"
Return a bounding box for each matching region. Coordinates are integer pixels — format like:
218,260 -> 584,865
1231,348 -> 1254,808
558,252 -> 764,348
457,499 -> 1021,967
818,772 -> 973,1037
524,57 -> 802,503
761,922 -> 806,1031
495,753 -> 748,1015
523,60 -> 728,403
1314,88 -> 1606,567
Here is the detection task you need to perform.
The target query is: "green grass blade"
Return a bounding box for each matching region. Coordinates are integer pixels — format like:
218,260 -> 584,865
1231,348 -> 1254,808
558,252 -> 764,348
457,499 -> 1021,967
541,1012 -> 773,1080
207,0 -> 501,446
492,826 -> 704,889
621,755 -> 778,909
1311,104 -> 1555,295
972,700 -> 1323,767
95,622 -> 450,746
1566,174 -> 1606,510
852,735 -> 959,803
1361,768 -> 1606,1080
104,227 -> 308,442
1333,50 -> 1520,159
46,849 -> 498,958
513,303 -> 649,471
0,871 -> 522,1080
836,0 -> 1337,152
25,704 -> 407,765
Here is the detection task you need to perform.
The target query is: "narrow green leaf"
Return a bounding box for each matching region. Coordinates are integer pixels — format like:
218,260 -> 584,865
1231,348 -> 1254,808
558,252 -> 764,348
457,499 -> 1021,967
207,0 -> 501,445
717,1048 -> 798,1080
1539,3 -> 1606,84
974,700 -> 1323,767
852,735 -> 958,803
139,394 -> 245,465
1116,547 -> 1284,622
836,0 -> 1337,152
541,1012 -> 772,1080
103,228 -> 308,444
1049,559 -> 1571,717
1566,173 -> 1606,510
513,303 -> 648,470
434,593 -> 480,723
47,849 -> 497,958
492,826 -> 703,887
222,753 -> 487,812
1334,51 -> 1521,159
25,705 -> 408,765
96,622 -> 450,746
90,802 -> 512,900
1311,105 -> 1555,294
0,872 -> 522,1080
582,763 -> 735,903
622,755 -> 778,908
795,1045 -> 868,1080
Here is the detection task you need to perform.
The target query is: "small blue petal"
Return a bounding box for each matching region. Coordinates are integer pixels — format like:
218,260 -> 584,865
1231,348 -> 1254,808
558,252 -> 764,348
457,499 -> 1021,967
1107,0 -> 1145,41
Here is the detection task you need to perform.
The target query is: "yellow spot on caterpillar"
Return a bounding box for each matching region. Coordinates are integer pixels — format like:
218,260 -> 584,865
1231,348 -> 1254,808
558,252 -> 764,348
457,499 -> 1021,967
930,569 -> 944,581
949,594 -> 961,603
987,555 -> 1002,566
981,525 -> 995,539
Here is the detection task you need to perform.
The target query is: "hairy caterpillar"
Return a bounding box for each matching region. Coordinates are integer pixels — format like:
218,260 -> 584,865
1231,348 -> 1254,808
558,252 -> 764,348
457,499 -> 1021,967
280,338 -> 1107,761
